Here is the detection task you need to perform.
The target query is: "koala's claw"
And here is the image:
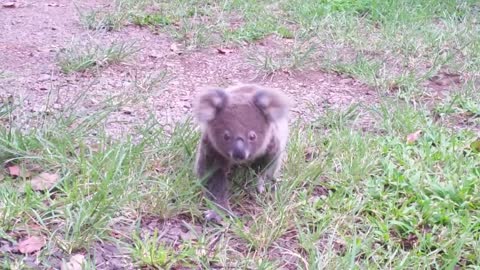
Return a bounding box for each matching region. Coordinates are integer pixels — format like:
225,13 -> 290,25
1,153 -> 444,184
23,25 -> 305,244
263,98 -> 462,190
257,177 -> 265,194
257,183 -> 265,194
204,210 -> 223,223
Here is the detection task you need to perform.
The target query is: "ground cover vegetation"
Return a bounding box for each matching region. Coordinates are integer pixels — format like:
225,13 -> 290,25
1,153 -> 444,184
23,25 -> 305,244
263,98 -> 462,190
0,0 -> 479,269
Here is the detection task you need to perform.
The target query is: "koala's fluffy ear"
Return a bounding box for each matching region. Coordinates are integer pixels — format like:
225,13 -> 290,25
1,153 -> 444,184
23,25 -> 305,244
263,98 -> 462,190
253,87 -> 290,121
193,87 -> 228,123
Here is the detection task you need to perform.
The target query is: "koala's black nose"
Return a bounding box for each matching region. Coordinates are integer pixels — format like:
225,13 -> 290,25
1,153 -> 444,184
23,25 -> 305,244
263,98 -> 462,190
232,139 -> 246,160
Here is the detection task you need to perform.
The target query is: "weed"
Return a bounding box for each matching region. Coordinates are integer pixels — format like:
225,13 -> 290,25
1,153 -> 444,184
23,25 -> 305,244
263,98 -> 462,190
131,13 -> 173,27
130,229 -> 196,268
77,9 -> 128,31
435,83 -> 480,117
56,39 -> 140,74
248,33 -> 317,74
172,17 -> 214,49
76,0 -> 153,31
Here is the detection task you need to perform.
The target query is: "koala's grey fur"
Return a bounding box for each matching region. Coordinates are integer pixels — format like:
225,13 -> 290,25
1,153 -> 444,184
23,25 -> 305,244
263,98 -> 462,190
192,83 -> 290,222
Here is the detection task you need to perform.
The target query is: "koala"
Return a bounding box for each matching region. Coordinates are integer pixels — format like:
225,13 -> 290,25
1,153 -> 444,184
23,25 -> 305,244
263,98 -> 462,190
192,83 -> 290,222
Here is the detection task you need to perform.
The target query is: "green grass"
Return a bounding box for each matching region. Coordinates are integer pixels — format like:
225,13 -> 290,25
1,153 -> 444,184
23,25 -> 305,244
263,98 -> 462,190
2,0 -> 480,268
75,0 -> 478,90
2,96 -> 479,268
56,39 -> 140,74
154,0 -> 477,97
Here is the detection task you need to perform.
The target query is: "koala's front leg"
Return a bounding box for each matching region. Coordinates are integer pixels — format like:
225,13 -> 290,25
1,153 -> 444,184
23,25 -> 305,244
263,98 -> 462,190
195,137 -> 232,223
203,167 -> 232,223
253,151 -> 284,194
254,136 -> 284,193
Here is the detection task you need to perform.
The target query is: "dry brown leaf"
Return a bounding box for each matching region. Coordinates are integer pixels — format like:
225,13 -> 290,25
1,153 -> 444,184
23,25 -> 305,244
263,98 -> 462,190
406,130 -> 422,144
7,165 -> 21,177
7,165 -> 32,178
61,254 -> 86,270
30,172 -> 60,191
216,48 -> 233,54
17,235 -> 46,254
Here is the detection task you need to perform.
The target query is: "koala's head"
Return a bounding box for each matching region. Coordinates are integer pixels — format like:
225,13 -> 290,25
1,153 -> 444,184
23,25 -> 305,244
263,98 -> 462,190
194,84 -> 289,163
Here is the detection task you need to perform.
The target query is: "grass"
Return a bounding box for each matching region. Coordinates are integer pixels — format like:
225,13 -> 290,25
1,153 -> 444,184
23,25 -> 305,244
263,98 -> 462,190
56,38 -> 140,74
74,0 -> 478,89
76,0 -> 152,31
2,0 -> 480,269
78,0 -> 479,76
2,94 -> 480,268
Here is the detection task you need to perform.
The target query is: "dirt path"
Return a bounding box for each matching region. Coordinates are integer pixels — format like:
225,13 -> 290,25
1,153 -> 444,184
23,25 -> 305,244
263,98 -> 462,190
1,0 -> 377,135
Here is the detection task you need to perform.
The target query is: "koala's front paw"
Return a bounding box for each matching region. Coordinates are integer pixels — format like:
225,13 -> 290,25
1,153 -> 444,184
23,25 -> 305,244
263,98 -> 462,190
204,210 -> 223,223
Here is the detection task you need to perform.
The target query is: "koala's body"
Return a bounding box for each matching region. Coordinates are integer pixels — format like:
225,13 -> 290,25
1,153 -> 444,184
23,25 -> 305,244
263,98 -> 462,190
193,83 -> 290,222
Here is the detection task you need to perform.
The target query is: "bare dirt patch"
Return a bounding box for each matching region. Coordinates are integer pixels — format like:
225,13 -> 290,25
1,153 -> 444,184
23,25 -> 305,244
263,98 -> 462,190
1,1 -> 379,268
1,0 -> 377,137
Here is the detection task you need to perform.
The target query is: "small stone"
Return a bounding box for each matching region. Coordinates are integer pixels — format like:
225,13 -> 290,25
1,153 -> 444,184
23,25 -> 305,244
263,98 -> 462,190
38,74 -> 51,82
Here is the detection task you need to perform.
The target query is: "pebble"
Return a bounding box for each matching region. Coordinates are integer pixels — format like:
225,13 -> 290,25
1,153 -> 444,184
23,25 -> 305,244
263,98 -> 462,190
38,74 -> 51,82
2,2 -> 16,8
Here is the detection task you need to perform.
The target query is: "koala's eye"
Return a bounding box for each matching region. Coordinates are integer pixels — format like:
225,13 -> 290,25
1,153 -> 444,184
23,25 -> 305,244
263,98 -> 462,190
248,131 -> 257,141
223,131 -> 231,141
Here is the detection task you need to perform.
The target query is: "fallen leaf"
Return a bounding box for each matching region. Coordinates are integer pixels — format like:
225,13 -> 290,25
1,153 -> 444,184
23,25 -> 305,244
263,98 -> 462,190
7,165 -> 20,177
2,2 -> 16,8
406,130 -> 422,144
30,172 -> 60,191
471,139 -> 480,153
7,165 -> 32,178
216,48 -> 233,54
61,254 -> 85,270
17,235 -> 46,254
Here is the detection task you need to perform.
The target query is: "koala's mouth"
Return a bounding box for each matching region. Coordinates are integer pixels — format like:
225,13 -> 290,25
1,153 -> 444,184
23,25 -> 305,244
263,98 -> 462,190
229,150 -> 250,163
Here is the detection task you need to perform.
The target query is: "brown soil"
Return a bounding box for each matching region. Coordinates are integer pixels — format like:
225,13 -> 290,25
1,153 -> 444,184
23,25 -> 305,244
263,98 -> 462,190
0,1 -> 377,268
0,0 -> 377,138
